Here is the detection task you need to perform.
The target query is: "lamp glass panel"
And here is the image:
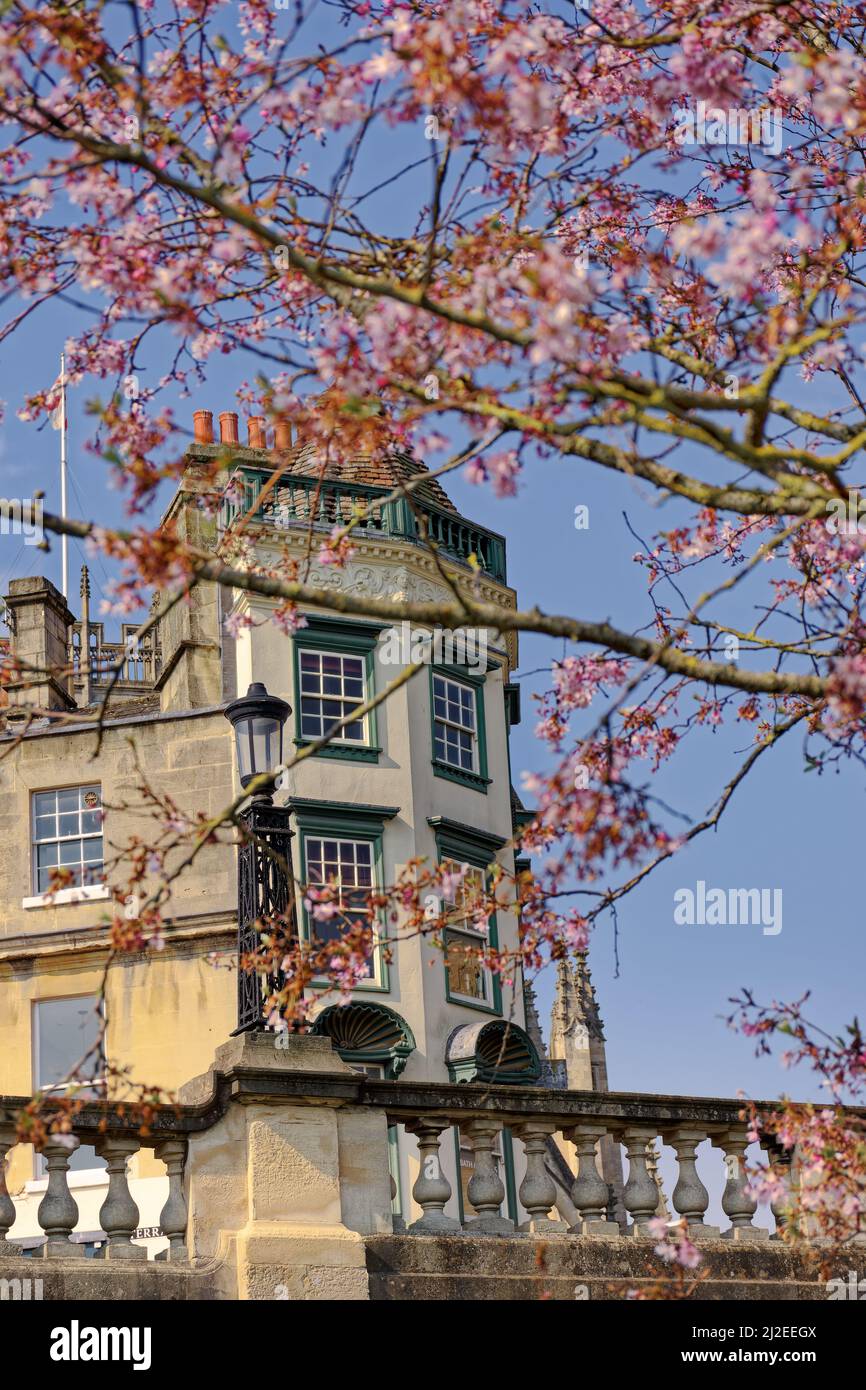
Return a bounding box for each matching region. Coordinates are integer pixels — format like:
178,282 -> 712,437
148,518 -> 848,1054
234,717 -> 253,782
251,715 -> 281,775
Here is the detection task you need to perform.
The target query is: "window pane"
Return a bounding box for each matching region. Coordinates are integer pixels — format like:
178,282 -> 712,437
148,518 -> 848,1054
432,676 -> 478,769
36,996 -> 103,1090
298,649 -> 368,744
32,786 -> 102,895
446,932 -> 487,1001
35,998 -> 107,1175
304,835 -> 376,978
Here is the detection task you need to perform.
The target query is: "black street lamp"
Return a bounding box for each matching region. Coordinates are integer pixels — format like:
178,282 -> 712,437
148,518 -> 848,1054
224,683 -> 296,1032
225,681 -> 290,801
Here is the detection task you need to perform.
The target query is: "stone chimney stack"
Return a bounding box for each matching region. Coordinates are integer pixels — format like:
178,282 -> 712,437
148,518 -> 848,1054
3,576 -> 76,712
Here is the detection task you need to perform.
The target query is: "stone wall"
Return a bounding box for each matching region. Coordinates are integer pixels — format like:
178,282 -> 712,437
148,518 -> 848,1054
0,707 -> 237,1208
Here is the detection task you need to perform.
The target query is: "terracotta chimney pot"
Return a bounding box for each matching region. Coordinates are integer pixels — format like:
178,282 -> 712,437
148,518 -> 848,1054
193,410 -> 214,444
219,411 -> 239,445
247,416 -> 267,449
274,420 -> 293,450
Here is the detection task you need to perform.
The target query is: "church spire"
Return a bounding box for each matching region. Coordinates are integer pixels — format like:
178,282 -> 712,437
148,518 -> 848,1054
548,951 -> 609,1090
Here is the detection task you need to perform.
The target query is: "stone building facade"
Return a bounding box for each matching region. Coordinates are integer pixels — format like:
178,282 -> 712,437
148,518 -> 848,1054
0,410 -> 616,1254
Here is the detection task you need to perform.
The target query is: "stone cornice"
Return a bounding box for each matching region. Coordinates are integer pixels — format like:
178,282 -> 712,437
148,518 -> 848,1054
1,1066 -> 852,1141
0,911 -> 234,967
224,532 -> 518,667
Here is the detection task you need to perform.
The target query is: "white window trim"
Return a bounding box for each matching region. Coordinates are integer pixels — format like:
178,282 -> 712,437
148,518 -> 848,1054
25,1167 -> 109,1195
298,649 -> 370,746
22,883 -> 110,910
30,784 -> 104,897
433,673 -> 479,773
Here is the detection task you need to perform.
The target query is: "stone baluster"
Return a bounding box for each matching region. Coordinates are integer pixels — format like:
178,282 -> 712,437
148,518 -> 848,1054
620,1127 -> 661,1236
96,1137 -> 145,1260
712,1127 -> 768,1241
154,1139 -> 188,1262
664,1127 -> 720,1239
38,1134 -> 80,1257
0,1120 -> 18,1254
463,1120 -> 514,1235
761,1144 -> 795,1241
514,1121 -> 566,1234
405,1115 -> 462,1234
566,1124 -> 618,1236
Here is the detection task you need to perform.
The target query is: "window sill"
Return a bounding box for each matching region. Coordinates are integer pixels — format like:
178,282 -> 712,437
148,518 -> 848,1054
294,739 -> 381,764
445,993 -> 502,1015
22,884 -> 110,910
432,760 -> 491,793
25,1168 -> 108,1195
308,976 -> 390,995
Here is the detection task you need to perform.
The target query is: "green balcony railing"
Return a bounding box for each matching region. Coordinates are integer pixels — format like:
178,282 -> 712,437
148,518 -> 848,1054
219,466 -> 507,585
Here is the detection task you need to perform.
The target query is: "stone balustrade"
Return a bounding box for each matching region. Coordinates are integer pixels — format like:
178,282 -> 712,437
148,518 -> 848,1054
385,1098 -> 791,1242
0,1113 -> 188,1264
0,1055 -> 820,1263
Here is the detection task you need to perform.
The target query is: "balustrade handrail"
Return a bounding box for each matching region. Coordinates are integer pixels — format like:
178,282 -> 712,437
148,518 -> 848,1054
219,464 -> 509,584
69,625 -> 162,690
3,1074 -> 853,1141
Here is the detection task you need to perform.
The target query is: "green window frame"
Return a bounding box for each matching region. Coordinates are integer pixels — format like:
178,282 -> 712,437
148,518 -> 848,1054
429,817 -> 506,1016
290,799 -> 399,994
429,664 -> 491,793
292,615 -> 384,763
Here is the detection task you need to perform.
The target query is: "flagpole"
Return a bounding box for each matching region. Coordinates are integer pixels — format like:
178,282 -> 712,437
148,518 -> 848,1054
60,352 -> 68,599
